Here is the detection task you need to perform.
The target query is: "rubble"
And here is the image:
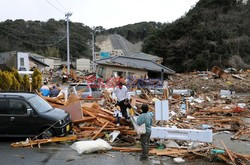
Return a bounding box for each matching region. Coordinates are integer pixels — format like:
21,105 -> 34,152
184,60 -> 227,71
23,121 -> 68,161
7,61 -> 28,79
10,67 -> 250,164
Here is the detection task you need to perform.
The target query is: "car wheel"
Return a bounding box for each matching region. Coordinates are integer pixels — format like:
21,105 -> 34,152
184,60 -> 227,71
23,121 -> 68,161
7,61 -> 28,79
41,128 -> 54,139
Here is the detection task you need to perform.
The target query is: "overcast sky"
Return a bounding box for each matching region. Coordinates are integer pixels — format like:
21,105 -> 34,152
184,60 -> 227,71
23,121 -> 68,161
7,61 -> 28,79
0,0 -> 199,28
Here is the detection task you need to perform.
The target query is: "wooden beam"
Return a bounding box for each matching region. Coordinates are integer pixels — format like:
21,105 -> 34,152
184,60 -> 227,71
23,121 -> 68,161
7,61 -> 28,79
220,140 -> 236,165
73,117 -> 96,124
92,122 -> 109,140
11,135 -> 77,148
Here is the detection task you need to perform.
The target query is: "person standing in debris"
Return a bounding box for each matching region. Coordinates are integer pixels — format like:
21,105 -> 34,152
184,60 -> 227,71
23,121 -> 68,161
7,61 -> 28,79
112,82 -> 130,119
137,104 -> 152,161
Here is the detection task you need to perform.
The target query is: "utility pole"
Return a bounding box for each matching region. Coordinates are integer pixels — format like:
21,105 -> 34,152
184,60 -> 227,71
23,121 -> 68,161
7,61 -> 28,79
92,28 -> 96,71
65,12 -> 72,75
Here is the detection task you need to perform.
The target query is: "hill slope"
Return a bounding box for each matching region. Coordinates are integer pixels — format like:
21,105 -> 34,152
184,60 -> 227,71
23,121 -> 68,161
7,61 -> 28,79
0,19 -> 92,60
142,0 -> 250,72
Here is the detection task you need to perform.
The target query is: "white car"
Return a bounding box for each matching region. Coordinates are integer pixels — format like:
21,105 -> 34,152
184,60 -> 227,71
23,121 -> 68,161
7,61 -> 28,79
68,83 -> 102,98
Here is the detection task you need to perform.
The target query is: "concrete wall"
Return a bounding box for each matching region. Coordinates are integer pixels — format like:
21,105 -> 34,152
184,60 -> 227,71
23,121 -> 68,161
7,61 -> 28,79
17,52 -> 29,71
76,58 -> 91,71
97,64 -> 147,81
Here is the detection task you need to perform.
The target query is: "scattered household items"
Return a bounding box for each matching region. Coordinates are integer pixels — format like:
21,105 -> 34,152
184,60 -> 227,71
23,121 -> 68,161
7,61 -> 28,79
8,67 -> 250,164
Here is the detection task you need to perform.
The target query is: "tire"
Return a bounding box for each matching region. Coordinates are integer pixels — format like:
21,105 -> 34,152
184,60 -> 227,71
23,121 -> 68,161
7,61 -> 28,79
40,128 -> 55,139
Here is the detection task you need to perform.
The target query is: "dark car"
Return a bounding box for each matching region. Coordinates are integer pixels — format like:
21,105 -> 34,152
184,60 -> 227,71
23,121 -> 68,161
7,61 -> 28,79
0,92 -> 71,138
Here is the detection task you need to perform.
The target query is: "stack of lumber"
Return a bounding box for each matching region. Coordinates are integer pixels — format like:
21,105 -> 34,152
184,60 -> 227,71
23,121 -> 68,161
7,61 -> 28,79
71,102 -> 136,140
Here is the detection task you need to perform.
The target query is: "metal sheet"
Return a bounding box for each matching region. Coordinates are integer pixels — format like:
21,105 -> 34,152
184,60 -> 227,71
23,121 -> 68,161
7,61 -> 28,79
151,127 -> 212,143
155,100 -> 162,120
155,100 -> 169,121
162,100 -> 169,121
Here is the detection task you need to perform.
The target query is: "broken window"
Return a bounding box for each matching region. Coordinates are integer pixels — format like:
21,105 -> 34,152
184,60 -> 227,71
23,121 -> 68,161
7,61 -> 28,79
113,70 -> 125,78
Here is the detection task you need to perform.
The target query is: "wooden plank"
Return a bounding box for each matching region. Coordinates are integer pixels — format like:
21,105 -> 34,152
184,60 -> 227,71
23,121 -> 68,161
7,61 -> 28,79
79,126 -> 130,131
152,148 -> 188,156
217,154 -> 232,164
92,122 -> 109,140
120,130 -> 137,135
221,140 -> 236,165
97,114 -> 116,123
80,98 -> 102,101
73,117 -> 96,124
11,135 -> 77,148
97,117 -> 117,127
100,108 -> 114,116
82,108 -> 96,117
83,107 -> 110,116
43,97 -> 65,105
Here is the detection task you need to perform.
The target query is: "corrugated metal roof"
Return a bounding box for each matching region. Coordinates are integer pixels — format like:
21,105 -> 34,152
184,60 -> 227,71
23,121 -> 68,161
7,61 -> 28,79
95,56 -> 175,74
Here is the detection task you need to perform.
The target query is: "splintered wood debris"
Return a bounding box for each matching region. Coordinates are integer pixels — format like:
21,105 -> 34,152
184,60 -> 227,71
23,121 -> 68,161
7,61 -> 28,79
11,68 -> 250,164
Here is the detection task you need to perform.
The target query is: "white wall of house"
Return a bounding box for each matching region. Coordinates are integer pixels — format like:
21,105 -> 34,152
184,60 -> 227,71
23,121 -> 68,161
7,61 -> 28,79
17,52 -> 29,71
76,58 -> 90,71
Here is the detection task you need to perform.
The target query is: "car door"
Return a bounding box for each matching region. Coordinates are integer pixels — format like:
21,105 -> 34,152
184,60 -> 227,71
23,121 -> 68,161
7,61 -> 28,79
8,98 -> 38,136
0,98 -> 10,135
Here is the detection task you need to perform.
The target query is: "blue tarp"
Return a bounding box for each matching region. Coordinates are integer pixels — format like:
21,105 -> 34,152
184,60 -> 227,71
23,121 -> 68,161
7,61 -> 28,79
100,52 -> 110,59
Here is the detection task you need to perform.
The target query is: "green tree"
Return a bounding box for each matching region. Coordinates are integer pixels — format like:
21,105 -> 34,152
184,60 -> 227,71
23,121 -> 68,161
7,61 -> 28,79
31,68 -> 42,91
11,76 -> 20,90
142,0 -> 250,72
0,70 -> 2,90
21,74 -> 31,91
12,68 -> 23,84
1,71 -> 13,90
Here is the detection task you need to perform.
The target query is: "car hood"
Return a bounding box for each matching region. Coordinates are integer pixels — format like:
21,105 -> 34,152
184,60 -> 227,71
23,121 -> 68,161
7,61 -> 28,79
40,108 -> 69,121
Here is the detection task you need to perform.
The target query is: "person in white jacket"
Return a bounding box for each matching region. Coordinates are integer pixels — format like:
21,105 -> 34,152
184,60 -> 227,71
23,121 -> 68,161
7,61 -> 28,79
112,82 -> 130,119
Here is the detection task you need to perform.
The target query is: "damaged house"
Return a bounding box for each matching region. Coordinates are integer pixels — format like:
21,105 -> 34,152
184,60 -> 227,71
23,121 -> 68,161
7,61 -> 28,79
95,54 -> 175,81
0,51 -> 49,71
95,34 -> 174,80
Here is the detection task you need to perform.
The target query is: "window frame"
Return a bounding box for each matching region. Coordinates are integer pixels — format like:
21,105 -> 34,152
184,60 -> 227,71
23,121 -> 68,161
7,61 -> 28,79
20,57 -> 25,66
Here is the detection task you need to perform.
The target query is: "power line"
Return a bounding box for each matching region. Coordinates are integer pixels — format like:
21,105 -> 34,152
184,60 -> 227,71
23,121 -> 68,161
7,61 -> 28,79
0,27 -> 66,47
46,0 -> 65,14
55,0 -> 68,12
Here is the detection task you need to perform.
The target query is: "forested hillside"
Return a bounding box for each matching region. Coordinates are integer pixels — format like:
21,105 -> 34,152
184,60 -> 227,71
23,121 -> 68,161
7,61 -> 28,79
0,19 -> 158,60
0,19 -> 92,60
142,0 -> 250,72
1,0 -> 249,73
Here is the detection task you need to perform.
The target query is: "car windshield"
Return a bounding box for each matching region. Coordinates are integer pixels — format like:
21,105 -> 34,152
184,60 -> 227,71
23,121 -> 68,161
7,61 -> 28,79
28,95 -> 53,113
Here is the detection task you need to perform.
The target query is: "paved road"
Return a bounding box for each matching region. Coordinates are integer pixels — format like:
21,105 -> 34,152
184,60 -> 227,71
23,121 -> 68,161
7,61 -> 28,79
1,133 -> 248,165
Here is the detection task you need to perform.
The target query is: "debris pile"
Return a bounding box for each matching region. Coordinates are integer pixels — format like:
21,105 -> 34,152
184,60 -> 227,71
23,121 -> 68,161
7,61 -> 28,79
11,67 -> 250,164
